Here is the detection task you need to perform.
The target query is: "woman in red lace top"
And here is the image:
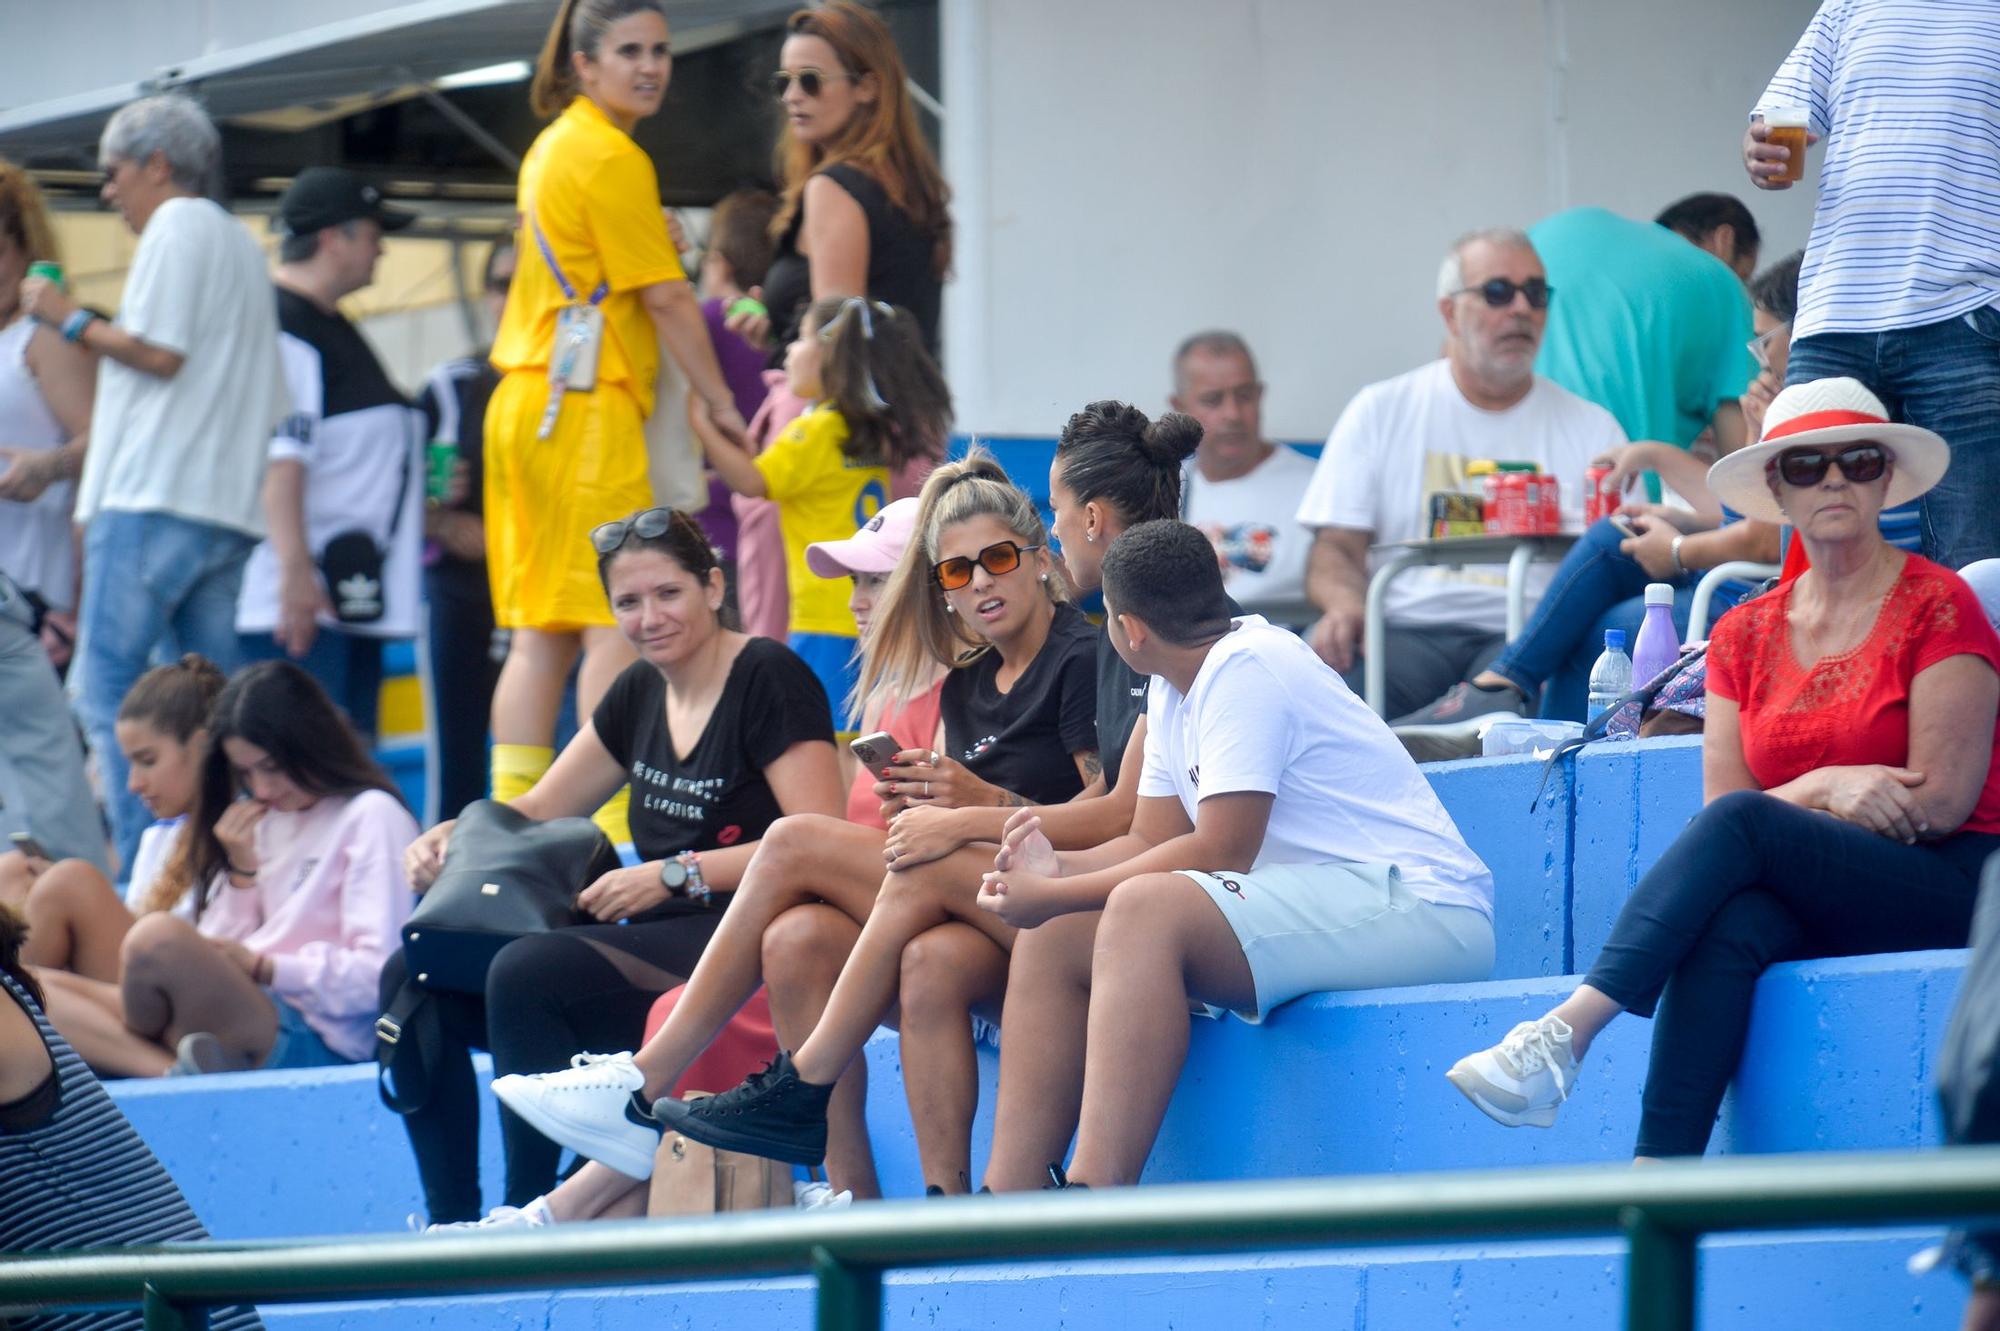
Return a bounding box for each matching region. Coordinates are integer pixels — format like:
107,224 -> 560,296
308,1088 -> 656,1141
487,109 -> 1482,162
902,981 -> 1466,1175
1448,377 -> 2000,1158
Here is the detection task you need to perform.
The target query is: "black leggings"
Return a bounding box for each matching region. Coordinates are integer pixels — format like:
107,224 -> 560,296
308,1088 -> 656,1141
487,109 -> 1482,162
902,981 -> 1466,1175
383,911 -> 722,1223
1585,789 -> 2000,1158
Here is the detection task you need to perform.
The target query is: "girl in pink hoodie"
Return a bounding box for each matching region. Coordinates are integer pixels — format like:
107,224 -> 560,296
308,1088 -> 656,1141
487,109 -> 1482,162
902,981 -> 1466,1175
96,661 -> 416,1075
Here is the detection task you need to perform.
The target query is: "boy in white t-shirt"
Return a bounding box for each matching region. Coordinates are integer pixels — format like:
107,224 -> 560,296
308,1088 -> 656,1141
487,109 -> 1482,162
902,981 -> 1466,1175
975,520 -> 1495,1190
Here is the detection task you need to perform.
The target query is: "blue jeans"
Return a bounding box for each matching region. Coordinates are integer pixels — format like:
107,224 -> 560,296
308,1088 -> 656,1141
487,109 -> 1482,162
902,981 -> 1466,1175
76,511 -> 255,879
1584,791 -> 1998,1158
1787,308 -> 2000,568
1487,518 -> 1731,721
238,628 -> 385,742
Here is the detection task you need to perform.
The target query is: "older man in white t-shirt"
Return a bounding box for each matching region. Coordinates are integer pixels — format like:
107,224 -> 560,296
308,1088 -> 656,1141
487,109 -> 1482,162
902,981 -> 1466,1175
21,94 -> 288,879
1170,331 -> 1318,619
1296,228 -> 1626,719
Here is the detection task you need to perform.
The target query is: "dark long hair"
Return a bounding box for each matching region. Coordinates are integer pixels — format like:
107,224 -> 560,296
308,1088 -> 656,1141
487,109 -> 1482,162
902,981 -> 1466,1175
155,662 -> 401,921
809,295 -> 950,473
1053,400 -> 1201,525
0,903 -> 42,1008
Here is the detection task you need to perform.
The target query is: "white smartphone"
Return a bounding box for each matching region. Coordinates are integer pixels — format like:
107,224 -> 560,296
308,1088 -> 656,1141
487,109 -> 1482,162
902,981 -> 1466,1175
1608,514 -> 1639,539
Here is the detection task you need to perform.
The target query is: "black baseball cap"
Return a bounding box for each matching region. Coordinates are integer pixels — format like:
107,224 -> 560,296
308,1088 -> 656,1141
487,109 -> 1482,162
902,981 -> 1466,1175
277,167 -> 416,236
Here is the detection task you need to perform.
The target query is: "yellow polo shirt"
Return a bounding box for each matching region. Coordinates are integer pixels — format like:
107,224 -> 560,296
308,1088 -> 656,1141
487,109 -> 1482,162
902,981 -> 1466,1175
491,96 -> 685,414
754,404 -> 890,636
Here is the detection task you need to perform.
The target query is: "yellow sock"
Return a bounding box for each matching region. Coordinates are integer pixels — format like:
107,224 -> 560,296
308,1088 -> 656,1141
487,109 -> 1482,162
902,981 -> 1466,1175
591,783 -> 632,847
489,743 -> 553,804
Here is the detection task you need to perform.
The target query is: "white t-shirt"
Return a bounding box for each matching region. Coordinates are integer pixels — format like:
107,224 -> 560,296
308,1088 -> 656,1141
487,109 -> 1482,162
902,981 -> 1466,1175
1137,617 -> 1493,915
75,197 -> 290,538
1182,444 -> 1319,608
123,817 -> 184,912
1294,360 -> 1625,632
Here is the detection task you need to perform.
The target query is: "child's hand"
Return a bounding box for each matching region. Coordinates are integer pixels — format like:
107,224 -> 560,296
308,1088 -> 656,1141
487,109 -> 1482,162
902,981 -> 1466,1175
977,866 -> 1061,929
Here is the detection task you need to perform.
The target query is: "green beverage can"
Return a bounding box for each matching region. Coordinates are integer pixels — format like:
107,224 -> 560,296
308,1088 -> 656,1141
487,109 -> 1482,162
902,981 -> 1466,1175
27,261 -> 63,285
426,439 -> 456,505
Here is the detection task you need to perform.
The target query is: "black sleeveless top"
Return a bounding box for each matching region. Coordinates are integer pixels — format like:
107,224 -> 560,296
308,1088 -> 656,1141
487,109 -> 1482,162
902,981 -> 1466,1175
762,163 -> 943,360
0,971 -> 265,1329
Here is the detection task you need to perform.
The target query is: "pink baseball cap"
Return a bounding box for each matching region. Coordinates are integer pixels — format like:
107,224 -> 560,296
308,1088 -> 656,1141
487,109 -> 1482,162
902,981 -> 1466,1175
806,497 -> 920,578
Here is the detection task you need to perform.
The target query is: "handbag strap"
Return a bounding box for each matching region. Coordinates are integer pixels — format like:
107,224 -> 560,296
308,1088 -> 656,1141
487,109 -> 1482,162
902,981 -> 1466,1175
375,979 -> 443,1115
528,203 -> 608,307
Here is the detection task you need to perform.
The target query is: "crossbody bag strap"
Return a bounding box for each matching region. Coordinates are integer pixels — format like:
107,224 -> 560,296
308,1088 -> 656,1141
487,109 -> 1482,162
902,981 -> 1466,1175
528,204 -> 608,307
375,979 -> 443,1115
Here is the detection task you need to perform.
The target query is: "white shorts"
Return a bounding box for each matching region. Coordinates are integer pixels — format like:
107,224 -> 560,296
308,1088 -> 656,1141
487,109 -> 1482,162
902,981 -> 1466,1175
1179,862 -> 1495,1022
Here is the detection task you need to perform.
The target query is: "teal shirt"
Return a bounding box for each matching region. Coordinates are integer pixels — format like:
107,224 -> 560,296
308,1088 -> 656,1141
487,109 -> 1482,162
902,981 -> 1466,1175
1529,207 -> 1754,451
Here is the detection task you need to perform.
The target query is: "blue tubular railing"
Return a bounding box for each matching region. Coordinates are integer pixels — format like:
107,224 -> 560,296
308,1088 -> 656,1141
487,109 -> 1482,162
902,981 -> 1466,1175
6,1148 -> 2000,1331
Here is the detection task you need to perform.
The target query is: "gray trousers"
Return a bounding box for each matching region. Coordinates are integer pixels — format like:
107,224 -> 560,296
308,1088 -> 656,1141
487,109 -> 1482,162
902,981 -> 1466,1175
0,576 -> 108,873
1338,622 -> 1507,721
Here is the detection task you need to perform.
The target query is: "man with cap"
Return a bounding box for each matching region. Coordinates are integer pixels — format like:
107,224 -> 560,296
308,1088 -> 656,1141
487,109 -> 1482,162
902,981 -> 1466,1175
235,167 -> 425,738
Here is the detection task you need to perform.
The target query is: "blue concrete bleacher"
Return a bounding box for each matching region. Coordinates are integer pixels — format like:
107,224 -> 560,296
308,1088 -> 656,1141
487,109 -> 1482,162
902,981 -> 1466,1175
104,736 -> 1980,1327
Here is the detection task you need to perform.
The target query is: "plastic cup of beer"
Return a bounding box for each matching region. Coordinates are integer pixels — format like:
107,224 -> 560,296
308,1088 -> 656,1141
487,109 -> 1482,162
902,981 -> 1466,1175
1764,106 -> 1811,184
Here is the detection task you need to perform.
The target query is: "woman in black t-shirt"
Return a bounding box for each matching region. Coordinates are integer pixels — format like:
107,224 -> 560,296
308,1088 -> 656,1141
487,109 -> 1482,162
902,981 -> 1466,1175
729,3 -> 950,359
391,508 -> 844,1225
490,452 -> 1098,1198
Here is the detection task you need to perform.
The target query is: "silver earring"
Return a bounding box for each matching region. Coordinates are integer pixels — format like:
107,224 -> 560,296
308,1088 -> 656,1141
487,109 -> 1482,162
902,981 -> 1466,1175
1085,532 -> 1095,544
945,602 -> 956,614
1040,572 -> 1049,583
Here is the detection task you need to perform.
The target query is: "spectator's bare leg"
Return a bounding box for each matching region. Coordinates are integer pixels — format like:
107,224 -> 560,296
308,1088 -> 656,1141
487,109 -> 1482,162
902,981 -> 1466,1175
897,921 -> 1007,1194
489,627 -> 581,748
35,967 -> 172,1077
761,903 -> 881,1199
1548,984 -> 1625,1058
22,860 -> 134,980
982,910 -> 1099,1192
630,816 -> 887,1097
1965,1286 -> 2000,1331
542,1160 -> 647,1222
1066,874 -> 1253,1189
119,914 -> 278,1066
788,846 -> 1013,1087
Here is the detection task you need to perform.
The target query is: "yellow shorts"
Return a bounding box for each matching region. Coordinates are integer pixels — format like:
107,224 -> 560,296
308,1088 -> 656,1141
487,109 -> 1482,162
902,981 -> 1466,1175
484,370 -> 654,631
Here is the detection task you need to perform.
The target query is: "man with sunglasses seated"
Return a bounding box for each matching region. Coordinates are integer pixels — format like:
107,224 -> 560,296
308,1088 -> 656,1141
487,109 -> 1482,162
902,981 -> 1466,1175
1296,229 -> 1627,719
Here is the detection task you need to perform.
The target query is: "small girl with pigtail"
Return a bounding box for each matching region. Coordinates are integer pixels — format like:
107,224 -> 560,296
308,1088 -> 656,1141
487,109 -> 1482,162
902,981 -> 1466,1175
692,295 -> 948,738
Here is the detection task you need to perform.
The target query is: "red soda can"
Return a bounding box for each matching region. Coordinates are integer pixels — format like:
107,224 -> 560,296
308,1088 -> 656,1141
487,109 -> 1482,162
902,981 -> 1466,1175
1481,473 -> 1502,535
1499,472 -> 1530,534
1584,463 -> 1617,525
1539,472 -> 1561,533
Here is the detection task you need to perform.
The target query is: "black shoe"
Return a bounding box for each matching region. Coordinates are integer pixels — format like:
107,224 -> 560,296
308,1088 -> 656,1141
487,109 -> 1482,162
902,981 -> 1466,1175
925,1185 -> 946,1198
1045,1163 -> 1088,1190
650,1050 -> 832,1166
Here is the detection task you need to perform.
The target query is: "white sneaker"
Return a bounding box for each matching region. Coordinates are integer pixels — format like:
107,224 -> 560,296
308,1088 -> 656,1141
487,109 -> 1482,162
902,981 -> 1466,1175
422,1196 -> 555,1233
491,1052 -> 661,1180
794,1180 -> 853,1211
1446,1015 -> 1579,1128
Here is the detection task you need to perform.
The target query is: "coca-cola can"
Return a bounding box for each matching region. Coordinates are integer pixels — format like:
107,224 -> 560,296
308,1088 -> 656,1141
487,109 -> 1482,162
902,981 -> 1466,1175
1539,472 -> 1561,534
1499,472 -> 1531,535
1481,473 -> 1503,535
1584,463 -> 1619,525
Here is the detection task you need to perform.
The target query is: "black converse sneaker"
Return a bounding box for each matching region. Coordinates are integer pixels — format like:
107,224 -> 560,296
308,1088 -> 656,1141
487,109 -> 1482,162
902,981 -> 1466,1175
650,1051 -> 833,1166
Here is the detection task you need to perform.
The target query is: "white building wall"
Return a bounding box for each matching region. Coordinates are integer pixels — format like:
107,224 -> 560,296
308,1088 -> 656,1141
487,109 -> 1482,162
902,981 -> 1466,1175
943,0 -> 1822,442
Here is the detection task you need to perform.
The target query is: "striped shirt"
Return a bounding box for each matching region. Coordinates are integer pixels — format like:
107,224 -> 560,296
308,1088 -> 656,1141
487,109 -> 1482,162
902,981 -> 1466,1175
1755,0 -> 2000,339
0,972 -> 262,1330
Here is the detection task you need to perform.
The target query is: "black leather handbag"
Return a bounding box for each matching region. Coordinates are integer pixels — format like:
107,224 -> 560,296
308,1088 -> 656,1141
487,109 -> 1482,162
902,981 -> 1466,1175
378,800 -> 618,1115
400,798 -> 618,994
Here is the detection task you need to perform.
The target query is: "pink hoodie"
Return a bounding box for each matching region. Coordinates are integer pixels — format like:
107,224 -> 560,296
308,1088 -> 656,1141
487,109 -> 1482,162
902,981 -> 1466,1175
200,788 -> 417,1061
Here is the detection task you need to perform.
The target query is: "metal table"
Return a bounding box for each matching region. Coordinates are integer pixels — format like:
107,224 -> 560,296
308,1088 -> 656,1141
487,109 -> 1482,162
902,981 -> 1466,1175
1363,533 -> 1577,715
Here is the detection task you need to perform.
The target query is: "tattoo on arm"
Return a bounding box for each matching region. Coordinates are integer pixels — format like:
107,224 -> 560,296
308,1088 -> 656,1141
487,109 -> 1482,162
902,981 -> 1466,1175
1077,750 -> 1104,784
995,790 -> 1030,807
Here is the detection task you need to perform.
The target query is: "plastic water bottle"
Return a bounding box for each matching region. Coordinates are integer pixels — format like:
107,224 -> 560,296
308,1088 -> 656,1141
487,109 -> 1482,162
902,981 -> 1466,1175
1587,629 -> 1633,724
1631,583 -> 1682,687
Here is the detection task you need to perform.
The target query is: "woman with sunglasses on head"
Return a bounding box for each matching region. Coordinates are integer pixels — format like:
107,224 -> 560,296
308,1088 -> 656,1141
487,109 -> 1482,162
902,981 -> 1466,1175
1449,376 -> 2000,1161
493,452 -> 1099,1197
729,2 -> 950,359
393,508 -> 844,1225
484,0 -> 754,847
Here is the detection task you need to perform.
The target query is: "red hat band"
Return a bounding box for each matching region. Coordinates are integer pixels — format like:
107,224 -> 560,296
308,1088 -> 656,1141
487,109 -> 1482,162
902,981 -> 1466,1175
1764,408 -> 1891,442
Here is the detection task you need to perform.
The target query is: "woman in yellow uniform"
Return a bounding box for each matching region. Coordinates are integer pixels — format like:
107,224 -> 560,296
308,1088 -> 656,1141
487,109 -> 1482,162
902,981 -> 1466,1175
485,0 -> 750,837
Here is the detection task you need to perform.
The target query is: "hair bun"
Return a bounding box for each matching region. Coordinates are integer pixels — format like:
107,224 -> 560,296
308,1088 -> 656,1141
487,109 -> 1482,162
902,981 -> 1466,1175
1143,412 -> 1203,465
178,653 -> 225,683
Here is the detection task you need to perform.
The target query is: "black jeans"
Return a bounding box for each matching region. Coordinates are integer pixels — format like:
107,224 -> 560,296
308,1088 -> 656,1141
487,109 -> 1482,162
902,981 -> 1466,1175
383,910 -> 723,1223
423,557 -> 503,824
1584,789 -> 2000,1158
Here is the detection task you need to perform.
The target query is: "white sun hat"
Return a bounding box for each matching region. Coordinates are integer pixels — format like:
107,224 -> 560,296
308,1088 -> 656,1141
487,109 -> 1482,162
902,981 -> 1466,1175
1706,377 -> 1949,524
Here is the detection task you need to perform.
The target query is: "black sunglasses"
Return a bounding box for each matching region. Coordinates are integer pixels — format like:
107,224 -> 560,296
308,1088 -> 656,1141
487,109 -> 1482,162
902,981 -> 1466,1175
1767,444 -> 1888,488
932,540 -> 1043,591
1454,277 -> 1554,310
770,68 -> 854,99
591,506 -> 695,555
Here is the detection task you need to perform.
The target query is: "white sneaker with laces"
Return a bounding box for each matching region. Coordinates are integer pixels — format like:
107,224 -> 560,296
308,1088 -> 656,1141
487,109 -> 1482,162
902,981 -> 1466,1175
1446,1015 -> 1579,1128
422,1195 -> 555,1233
490,1052 -> 660,1179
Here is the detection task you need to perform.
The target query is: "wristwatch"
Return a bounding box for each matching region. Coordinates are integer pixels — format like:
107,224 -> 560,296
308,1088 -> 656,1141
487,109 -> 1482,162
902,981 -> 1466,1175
658,850 -> 710,904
